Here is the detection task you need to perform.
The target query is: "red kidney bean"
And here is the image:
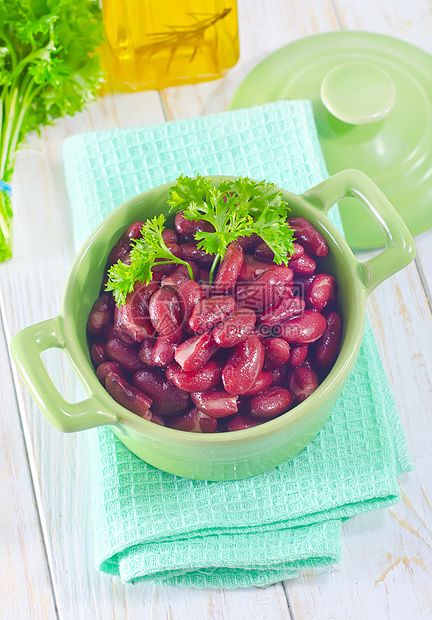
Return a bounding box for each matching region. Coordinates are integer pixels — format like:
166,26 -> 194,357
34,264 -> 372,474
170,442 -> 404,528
292,275 -> 316,301
168,407 -> 218,433
107,234 -> 129,267
286,344 -> 309,368
199,269 -> 210,285
165,363 -> 177,384
180,242 -> 216,267
280,310 -> 327,345
91,341 -> 109,367
138,338 -> 157,367
307,273 -> 335,311
254,242 -> 304,262
133,368 -> 190,416
236,233 -> 262,251
242,371 -> 273,397
289,366 -> 319,402
225,412 -> 262,431
162,227 -> 179,245
262,338 -> 291,371
104,323 -> 117,341
162,228 -> 180,245
238,254 -> 274,282
150,412 -> 166,426
222,334 -> 264,395
288,217 -> 328,257
174,212 -> 215,235
151,262 -> 175,281
106,338 -> 144,374
168,359 -> 223,392
192,390 -> 238,418
120,251 -> 132,265
290,243 -> 305,260
214,242 -> 244,293
105,373 -> 152,416
213,308 -> 256,347
259,296 -> 305,327
151,333 -> 182,367
253,242 -> 275,262
270,365 -> 287,386
189,295 -> 237,333
113,320 -> 137,346
177,279 -> 205,328
289,253 -> 316,275
248,386 -> 293,419
252,325 -> 270,340
299,358 -> 315,372
96,361 -> 127,384
174,331 -> 219,371
178,233 -> 196,244
114,281 -> 158,343
161,261 -> 199,288
126,220 -> 145,240
165,242 -> 184,259
235,266 -> 293,312
87,294 -> 114,336
314,311 -> 342,369
149,285 -> 182,339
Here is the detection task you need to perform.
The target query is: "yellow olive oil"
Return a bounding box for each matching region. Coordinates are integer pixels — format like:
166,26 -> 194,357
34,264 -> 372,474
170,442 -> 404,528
100,0 -> 239,92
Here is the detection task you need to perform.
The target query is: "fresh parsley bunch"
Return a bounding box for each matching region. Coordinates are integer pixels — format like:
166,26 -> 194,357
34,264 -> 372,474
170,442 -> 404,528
0,0 -> 104,261
169,174 -> 295,281
107,175 -> 295,305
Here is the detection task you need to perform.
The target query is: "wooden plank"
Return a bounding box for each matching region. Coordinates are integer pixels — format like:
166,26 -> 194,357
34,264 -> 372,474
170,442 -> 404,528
334,0 -> 432,52
412,231 -> 432,312
0,315 -> 57,620
286,259 -> 432,618
0,89 -> 292,619
161,0 -> 340,120
149,585 -> 291,620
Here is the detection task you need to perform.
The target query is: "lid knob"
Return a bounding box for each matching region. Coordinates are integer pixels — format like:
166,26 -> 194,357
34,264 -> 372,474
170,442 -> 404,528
320,61 -> 396,125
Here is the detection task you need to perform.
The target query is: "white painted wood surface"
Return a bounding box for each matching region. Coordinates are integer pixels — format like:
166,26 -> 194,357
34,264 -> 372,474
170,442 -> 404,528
1,1 -> 431,618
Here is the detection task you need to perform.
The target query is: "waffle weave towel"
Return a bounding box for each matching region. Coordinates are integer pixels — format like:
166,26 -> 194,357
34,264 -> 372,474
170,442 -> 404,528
63,101 -> 412,588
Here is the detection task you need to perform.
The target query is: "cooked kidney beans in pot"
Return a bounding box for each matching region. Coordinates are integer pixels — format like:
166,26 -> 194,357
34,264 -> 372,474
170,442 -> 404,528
87,212 -> 343,432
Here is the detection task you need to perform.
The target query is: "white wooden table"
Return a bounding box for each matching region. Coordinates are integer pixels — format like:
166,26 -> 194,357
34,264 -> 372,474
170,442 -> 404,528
1,1 -> 432,618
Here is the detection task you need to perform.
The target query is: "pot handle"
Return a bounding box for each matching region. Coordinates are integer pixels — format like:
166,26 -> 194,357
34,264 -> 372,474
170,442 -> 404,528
301,169 -> 416,295
10,317 -> 117,432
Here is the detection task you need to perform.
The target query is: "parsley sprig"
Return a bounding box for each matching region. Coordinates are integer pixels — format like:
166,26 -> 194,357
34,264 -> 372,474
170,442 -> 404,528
169,174 -> 295,281
106,175 -> 295,304
106,215 -> 194,305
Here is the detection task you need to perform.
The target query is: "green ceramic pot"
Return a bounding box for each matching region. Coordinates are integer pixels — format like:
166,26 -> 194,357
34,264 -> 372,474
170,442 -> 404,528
11,170 -> 415,481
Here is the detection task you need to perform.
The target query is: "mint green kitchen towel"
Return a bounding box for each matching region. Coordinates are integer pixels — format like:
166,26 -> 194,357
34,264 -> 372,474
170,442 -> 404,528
63,101 -> 412,588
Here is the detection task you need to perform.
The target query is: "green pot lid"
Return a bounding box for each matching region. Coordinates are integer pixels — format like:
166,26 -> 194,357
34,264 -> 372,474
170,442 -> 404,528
229,32 -> 432,249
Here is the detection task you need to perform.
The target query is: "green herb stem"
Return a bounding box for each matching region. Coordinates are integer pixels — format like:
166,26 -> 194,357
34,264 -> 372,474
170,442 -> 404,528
0,193 -> 12,261
0,87 -> 18,178
154,259 -> 195,281
208,254 -> 220,285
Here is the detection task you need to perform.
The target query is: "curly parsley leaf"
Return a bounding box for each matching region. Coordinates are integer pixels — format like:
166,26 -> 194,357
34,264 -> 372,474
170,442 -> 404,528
167,173 -> 214,212
168,175 -> 295,270
250,202 -> 294,265
107,176 -> 296,302
105,215 -> 194,306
